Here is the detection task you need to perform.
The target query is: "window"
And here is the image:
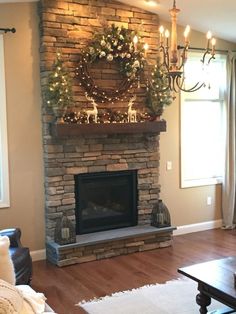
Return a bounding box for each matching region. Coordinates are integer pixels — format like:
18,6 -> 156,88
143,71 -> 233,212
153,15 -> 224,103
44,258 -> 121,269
0,35 -> 10,207
181,52 -> 227,188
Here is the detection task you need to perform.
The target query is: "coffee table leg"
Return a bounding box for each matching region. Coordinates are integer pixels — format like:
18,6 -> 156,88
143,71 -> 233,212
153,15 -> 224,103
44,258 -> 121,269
196,292 -> 211,314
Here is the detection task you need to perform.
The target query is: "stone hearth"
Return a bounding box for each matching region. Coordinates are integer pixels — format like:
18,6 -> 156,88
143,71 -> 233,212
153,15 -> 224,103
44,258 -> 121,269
47,226 -> 175,266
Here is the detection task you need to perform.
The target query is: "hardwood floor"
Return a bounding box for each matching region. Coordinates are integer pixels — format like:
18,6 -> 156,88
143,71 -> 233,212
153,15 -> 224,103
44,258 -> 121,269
31,228 -> 236,314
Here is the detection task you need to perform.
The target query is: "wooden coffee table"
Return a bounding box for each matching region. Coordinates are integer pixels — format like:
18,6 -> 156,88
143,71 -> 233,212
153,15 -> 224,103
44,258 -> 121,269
178,257 -> 236,314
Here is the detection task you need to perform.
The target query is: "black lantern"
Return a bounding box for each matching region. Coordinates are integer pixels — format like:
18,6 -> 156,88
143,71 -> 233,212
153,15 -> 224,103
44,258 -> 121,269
54,212 -> 76,245
151,199 -> 171,228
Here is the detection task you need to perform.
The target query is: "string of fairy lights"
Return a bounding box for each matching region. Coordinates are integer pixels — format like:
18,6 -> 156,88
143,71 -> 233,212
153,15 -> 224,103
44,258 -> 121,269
75,24 -> 147,103
45,24 -> 172,122
75,54 -> 141,104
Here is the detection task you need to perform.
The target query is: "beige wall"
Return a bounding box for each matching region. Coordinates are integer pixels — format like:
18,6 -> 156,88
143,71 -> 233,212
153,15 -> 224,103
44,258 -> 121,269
159,22 -> 236,226
0,2 -> 45,251
0,3 -> 236,251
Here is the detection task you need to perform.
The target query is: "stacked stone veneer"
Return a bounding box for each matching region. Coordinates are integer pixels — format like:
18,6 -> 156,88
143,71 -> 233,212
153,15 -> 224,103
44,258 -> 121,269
38,0 -> 160,112
38,0 -> 174,265
47,229 -> 173,266
45,132 -> 161,239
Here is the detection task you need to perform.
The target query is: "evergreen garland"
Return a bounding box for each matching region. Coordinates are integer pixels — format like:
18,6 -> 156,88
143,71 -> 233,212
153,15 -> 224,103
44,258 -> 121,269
146,58 -> 173,118
45,52 -> 73,110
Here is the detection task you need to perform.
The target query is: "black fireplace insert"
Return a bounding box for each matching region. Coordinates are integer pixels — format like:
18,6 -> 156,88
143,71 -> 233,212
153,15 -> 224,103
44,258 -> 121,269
75,170 -> 137,234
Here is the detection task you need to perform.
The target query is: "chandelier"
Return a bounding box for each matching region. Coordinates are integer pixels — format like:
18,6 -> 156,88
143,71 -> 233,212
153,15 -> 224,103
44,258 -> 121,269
159,0 -> 216,93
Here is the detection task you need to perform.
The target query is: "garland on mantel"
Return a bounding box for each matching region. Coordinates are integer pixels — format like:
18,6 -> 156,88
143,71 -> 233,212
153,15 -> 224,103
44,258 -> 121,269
75,24 -> 145,103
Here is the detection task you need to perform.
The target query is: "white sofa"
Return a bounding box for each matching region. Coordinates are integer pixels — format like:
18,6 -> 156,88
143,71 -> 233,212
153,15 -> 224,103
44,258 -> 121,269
0,279 -> 55,313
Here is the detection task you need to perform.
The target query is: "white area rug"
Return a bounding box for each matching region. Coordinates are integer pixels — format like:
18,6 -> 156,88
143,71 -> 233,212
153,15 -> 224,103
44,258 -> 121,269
78,279 -> 224,314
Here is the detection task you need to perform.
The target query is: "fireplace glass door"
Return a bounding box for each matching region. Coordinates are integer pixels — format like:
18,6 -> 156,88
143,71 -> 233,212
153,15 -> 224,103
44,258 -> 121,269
75,170 -> 137,234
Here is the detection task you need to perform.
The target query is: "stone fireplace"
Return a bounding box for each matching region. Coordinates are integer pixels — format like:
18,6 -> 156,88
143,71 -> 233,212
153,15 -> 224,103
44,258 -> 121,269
39,0 -> 175,266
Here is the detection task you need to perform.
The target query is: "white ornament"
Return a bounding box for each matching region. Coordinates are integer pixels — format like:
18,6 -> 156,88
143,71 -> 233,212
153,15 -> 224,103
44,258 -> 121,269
107,54 -> 113,62
127,95 -> 137,123
85,93 -> 98,123
101,40 -> 106,46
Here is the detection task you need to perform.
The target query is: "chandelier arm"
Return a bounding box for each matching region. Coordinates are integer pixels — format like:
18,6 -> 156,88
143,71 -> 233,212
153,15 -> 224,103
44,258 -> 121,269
176,78 -> 205,92
172,75 -> 182,93
165,49 -> 170,68
207,55 -> 216,65
179,46 -> 188,70
160,45 -> 169,69
176,73 -> 184,89
201,50 -> 210,65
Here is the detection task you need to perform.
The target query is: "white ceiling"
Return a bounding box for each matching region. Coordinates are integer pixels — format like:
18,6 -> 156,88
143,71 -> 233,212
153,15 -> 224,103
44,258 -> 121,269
118,0 -> 236,43
0,0 -> 235,43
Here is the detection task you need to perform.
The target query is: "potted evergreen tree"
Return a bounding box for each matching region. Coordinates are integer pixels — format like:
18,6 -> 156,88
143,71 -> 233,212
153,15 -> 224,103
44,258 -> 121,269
146,58 -> 173,120
45,52 -> 73,122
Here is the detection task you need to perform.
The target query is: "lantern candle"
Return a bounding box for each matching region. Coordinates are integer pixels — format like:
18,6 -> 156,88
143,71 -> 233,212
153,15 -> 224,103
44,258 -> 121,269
157,213 -> 164,225
61,227 -> 70,239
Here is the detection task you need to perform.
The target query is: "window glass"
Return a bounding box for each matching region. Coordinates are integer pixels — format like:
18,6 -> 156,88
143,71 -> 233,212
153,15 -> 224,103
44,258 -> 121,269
181,52 -> 227,188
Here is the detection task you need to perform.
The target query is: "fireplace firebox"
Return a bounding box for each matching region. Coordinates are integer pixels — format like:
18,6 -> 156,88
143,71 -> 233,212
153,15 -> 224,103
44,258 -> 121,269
75,170 -> 137,234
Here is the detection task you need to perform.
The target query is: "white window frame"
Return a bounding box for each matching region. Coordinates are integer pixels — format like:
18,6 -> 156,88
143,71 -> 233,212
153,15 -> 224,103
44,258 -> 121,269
180,52 -> 227,188
0,35 -> 10,207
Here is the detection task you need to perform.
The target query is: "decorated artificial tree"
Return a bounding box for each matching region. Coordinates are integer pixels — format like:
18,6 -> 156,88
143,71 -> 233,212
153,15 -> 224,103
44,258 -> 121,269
45,51 -> 73,122
146,58 -> 173,120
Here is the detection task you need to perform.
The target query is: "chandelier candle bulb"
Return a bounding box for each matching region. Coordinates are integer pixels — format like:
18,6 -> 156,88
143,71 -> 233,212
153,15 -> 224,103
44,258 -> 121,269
133,35 -> 138,52
184,25 -> 190,44
143,43 -> 149,57
159,26 -> 164,45
206,31 -> 212,50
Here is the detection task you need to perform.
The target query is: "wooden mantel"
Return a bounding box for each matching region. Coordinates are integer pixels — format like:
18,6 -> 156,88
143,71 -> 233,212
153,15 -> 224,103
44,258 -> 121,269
51,120 -> 167,137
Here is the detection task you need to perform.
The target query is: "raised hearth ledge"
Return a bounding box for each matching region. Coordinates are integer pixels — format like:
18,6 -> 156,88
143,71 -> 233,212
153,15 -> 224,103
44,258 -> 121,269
46,226 -> 176,267
50,120 -> 166,137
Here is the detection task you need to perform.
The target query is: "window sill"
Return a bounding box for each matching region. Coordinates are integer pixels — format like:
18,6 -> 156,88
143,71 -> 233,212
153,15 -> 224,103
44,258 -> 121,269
181,177 -> 223,188
0,202 -> 10,209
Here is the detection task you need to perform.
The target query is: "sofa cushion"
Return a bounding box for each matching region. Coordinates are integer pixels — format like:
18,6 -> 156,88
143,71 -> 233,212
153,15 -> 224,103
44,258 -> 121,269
0,236 -> 16,285
0,228 -> 32,285
0,279 -> 23,313
0,279 -> 55,313
9,247 -> 32,285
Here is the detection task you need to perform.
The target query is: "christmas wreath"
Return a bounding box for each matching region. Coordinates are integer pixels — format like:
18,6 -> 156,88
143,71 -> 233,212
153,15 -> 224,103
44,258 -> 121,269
76,24 -> 145,103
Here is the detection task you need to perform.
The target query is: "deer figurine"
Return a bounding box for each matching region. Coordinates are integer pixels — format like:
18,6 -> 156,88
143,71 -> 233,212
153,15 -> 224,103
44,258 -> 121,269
127,95 -> 137,123
85,93 -> 98,123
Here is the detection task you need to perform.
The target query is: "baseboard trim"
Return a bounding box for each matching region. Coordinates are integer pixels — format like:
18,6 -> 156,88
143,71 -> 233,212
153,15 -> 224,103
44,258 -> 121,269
30,249 -> 46,262
173,219 -> 222,236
